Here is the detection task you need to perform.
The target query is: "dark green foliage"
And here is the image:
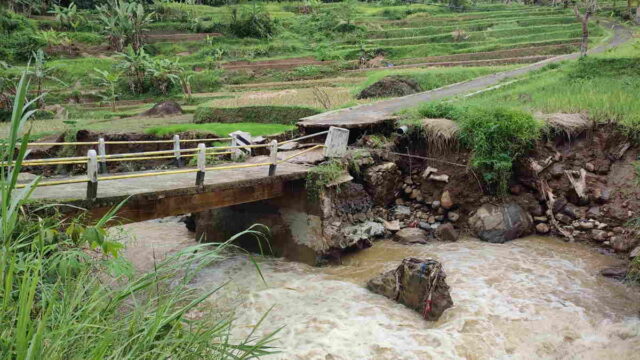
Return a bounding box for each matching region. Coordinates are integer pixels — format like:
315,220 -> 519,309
33,109 -> 55,120
419,103 -> 542,194
189,70 -> 223,93
334,22 -> 361,33
0,10 -> 45,62
229,5 -> 277,39
194,105 -> 319,125
568,57 -> 640,81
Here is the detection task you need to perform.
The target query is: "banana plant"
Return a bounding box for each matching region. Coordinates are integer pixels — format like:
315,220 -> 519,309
92,69 -> 122,112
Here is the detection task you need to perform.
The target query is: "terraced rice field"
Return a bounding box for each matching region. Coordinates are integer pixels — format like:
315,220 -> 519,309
24,3 -> 610,139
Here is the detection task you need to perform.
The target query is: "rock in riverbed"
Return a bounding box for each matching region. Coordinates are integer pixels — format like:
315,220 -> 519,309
393,228 -> 429,244
468,202 -> 533,243
367,258 -> 453,321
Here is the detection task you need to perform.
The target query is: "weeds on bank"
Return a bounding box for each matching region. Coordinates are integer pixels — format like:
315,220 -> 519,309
0,73 -> 277,359
417,102 -> 542,194
305,159 -> 349,199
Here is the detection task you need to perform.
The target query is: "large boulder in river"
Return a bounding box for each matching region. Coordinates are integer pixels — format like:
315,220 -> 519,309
468,202 -> 533,243
367,258 -> 453,321
140,101 -> 183,117
393,227 -> 429,244
356,75 -> 422,99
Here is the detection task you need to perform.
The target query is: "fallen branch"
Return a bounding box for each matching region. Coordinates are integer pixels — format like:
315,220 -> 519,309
539,179 -> 574,242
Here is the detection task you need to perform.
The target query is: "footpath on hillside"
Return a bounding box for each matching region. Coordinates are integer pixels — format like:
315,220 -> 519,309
298,21 -> 631,130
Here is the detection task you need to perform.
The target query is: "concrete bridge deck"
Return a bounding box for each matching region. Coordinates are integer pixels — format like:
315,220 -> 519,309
31,162 -> 310,222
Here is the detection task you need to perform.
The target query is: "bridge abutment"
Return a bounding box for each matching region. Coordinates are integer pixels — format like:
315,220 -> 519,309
191,177 -> 376,266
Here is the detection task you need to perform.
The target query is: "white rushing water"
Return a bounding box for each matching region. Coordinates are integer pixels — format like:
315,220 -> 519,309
120,221 -> 640,360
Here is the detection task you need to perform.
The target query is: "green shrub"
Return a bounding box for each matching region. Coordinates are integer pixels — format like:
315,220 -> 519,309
0,10 -> 44,62
305,159 -> 348,199
420,103 -> 542,194
33,109 -> 55,120
194,105 -> 319,125
190,70 -> 222,93
334,22 -> 361,33
66,31 -> 104,45
229,6 -> 277,39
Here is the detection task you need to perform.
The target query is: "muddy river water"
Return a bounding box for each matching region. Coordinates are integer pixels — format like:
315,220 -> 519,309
119,220 -> 640,360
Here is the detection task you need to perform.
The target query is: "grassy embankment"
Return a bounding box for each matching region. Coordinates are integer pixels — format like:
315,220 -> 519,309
399,32 -> 640,193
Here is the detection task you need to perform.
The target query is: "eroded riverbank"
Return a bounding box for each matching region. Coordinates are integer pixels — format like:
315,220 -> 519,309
117,219 -> 640,360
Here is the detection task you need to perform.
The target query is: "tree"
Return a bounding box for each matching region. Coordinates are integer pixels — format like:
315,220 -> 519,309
116,46 -> 150,94
169,71 -> 193,103
92,68 -> 122,112
337,0 -> 358,26
146,57 -> 181,95
573,0 -> 598,57
0,61 -> 18,121
27,49 -> 66,109
96,0 -> 154,52
49,2 -> 84,31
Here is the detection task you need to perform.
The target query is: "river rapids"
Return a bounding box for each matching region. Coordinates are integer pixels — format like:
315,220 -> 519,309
119,220 -> 640,360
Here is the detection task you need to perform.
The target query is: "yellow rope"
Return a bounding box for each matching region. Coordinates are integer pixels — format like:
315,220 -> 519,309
18,145 -> 322,189
16,177 -> 88,188
17,136 -> 329,189
278,145 -> 324,163
14,150 -> 233,167
26,141 -> 98,146
98,168 -> 198,181
26,137 -> 233,146
16,143 -> 267,166
204,162 -> 271,171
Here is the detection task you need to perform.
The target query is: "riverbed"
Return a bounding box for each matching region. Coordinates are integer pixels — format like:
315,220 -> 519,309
118,220 -> 640,360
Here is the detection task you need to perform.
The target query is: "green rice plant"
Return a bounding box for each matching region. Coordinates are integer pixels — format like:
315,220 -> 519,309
146,122 -> 295,137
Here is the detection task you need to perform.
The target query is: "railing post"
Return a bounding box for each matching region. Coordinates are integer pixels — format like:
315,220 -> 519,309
173,134 -> 183,167
323,126 -> 350,158
196,143 -> 206,186
87,150 -> 98,200
98,137 -> 108,174
230,131 -> 252,161
268,140 -> 277,176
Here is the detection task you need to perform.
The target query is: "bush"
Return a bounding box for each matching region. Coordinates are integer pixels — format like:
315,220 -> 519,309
229,6 -> 277,39
334,22 -> 361,33
190,70 -> 222,93
420,103 -> 542,194
194,105 -> 319,125
33,109 -> 55,120
0,10 -> 45,62
306,159 -> 348,199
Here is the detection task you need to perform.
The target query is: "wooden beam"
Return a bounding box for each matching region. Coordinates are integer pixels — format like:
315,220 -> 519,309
87,181 -> 286,224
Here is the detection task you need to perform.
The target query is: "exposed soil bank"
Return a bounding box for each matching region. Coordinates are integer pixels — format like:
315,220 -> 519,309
188,121 -> 640,274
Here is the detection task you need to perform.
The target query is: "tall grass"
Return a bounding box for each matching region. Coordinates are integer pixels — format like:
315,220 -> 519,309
458,50 -> 640,133
0,73 -> 276,359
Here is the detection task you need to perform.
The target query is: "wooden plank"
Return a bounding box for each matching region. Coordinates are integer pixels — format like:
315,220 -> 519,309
86,181 -> 286,223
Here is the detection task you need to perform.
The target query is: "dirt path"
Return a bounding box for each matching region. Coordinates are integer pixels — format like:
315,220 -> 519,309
299,21 -> 631,130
